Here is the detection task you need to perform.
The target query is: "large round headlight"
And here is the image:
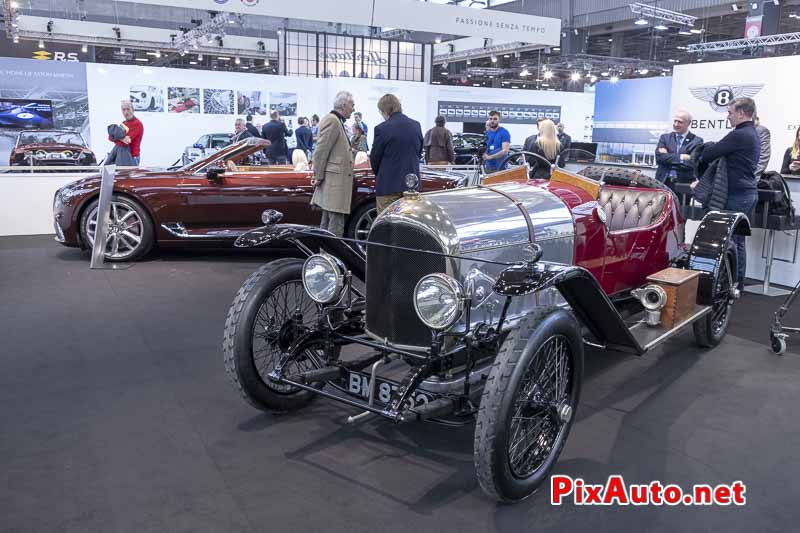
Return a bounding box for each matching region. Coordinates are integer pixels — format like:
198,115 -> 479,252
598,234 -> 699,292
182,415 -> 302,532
302,253 -> 345,304
413,273 -> 464,330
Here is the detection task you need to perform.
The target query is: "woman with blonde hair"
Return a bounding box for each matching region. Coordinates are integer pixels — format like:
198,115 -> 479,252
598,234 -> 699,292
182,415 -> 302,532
292,148 -> 310,171
525,119 -> 561,179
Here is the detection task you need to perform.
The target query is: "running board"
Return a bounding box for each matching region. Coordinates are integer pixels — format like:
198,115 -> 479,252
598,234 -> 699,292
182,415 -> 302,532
628,305 -> 712,352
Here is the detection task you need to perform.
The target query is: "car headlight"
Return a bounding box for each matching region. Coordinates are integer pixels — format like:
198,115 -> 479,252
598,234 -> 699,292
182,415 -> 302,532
302,253 -> 345,304
413,273 -> 464,330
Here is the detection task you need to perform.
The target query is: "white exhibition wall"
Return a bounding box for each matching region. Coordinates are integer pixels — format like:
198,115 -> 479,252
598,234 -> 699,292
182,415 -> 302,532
671,55 -> 800,286
86,62 -> 595,168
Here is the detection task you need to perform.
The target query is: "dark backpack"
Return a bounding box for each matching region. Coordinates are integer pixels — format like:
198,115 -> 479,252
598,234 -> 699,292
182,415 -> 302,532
758,171 -> 794,218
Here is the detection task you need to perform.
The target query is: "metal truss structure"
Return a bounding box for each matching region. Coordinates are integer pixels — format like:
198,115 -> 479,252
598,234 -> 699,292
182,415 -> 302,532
686,32 -> 800,53
433,41 -> 540,63
629,2 -> 697,27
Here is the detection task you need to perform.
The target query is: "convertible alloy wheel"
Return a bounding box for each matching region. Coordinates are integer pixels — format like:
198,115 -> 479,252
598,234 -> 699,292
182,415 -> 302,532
474,309 -> 583,502
82,196 -> 153,262
348,202 -> 377,250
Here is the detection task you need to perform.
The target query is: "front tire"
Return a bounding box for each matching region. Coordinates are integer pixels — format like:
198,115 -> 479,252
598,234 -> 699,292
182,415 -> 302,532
80,194 -> 154,262
223,258 -> 325,412
474,309 -> 583,503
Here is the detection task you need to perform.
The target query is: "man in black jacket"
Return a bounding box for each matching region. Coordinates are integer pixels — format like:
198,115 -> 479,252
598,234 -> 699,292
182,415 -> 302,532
696,97 -> 760,290
261,111 -> 293,164
655,110 -> 704,192
295,117 -> 314,157
369,94 -> 423,213
245,114 -> 261,139
556,122 -> 571,154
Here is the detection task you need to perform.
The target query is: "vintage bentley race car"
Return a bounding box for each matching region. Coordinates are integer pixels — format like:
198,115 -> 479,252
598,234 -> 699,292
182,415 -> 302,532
222,157 -> 749,502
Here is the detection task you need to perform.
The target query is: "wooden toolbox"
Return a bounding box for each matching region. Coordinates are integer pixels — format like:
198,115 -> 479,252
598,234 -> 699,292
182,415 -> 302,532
646,268 -> 702,329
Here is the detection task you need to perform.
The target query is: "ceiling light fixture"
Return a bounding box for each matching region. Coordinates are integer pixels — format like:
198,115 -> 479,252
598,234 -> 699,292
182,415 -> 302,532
570,71 -> 580,81
731,4 -> 740,11
639,68 -> 649,75
235,56 -> 241,65
81,44 -> 87,53
543,70 -> 553,79
590,75 -> 598,83
490,55 -> 497,63
197,53 -> 203,60
610,75 -> 619,83
654,24 -> 668,30
690,28 -> 702,34
435,36 -> 442,44
635,17 -> 648,25
10,0 -> 19,8
38,39 -> 44,49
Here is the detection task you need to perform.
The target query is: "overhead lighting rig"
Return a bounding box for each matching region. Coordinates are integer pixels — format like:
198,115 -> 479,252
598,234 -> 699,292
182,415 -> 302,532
686,31 -> 800,52
629,2 -> 697,27
173,12 -> 242,55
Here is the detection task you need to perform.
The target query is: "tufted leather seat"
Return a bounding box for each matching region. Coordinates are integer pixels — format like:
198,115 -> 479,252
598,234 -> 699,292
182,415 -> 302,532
597,188 -> 667,232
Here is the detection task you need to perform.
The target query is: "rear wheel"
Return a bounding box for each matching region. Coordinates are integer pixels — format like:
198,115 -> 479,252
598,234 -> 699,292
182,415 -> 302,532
694,249 -> 735,347
347,201 -> 377,247
474,309 -> 583,502
80,194 -> 154,262
223,259 -> 326,412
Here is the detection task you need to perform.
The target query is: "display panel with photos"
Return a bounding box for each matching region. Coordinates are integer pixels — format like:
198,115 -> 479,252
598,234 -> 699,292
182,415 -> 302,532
167,87 -> 200,114
270,92 -> 297,117
237,91 -> 266,115
0,99 -> 54,129
437,101 -> 562,125
203,89 -> 234,115
129,85 -> 164,113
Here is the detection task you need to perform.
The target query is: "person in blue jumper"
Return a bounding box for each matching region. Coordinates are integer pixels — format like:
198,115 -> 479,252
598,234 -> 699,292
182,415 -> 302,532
694,96 -> 760,291
482,110 -> 511,173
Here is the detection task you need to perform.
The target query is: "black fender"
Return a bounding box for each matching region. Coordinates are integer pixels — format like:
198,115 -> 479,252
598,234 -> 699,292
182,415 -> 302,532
235,223 -> 366,281
495,262 -> 643,354
688,210 -> 751,305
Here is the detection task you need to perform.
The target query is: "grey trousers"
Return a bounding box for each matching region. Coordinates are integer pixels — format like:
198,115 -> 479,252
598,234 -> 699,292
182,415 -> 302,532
320,210 -> 346,237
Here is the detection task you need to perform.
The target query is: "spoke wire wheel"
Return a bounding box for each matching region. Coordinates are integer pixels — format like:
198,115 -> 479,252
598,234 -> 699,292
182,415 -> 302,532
86,201 -> 145,260
711,255 -> 733,337
507,334 -> 572,479
251,279 -> 321,394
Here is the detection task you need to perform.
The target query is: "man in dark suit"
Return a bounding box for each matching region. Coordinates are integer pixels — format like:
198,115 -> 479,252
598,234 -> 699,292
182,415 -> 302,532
655,110 -> 703,191
557,122 -> 572,154
369,94 -> 423,213
261,111 -> 293,164
245,114 -> 261,139
295,117 -> 314,157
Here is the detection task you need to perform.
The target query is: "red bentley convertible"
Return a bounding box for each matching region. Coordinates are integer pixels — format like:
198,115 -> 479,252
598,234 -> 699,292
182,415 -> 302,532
52,138 -> 466,261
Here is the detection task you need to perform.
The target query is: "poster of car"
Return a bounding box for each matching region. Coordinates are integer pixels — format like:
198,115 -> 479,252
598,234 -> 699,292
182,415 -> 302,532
0,99 -> 54,129
129,85 -> 164,112
237,91 -> 266,115
269,92 -> 297,117
167,87 -> 200,114
203,89 -> 234,115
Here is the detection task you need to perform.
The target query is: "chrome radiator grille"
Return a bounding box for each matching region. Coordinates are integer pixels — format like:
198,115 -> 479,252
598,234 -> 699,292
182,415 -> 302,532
365,222 -> 446,347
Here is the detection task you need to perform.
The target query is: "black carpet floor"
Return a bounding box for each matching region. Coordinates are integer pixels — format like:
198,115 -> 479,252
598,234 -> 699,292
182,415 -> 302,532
2,235 -> 800,533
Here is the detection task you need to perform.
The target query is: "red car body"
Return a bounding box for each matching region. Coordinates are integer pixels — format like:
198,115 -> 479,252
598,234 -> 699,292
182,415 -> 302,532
52,139 -> 466,253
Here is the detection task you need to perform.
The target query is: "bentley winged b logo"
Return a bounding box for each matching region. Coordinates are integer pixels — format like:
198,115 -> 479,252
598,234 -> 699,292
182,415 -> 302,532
689,84 -> 764,112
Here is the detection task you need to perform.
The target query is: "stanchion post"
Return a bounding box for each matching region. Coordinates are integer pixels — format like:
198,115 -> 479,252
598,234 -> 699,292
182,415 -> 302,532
89,164 -> 132,270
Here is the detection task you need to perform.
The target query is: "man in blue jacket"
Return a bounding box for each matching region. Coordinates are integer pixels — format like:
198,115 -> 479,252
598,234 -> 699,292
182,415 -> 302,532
696,97 -> 760,290
294,117 -> 314,157
655,110 -> 703,192
369,94 -> 423,213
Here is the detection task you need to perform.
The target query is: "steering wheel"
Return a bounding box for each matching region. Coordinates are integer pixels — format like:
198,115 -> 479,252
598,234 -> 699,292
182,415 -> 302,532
485,150 -> 554,179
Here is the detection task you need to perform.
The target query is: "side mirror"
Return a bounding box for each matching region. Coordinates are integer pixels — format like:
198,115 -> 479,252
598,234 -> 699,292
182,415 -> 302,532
193,143 -> 203,149
206,168 -> 224,181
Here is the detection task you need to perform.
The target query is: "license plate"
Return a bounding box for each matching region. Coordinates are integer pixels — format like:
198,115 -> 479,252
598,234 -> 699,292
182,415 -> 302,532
344,370 -> 437,408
